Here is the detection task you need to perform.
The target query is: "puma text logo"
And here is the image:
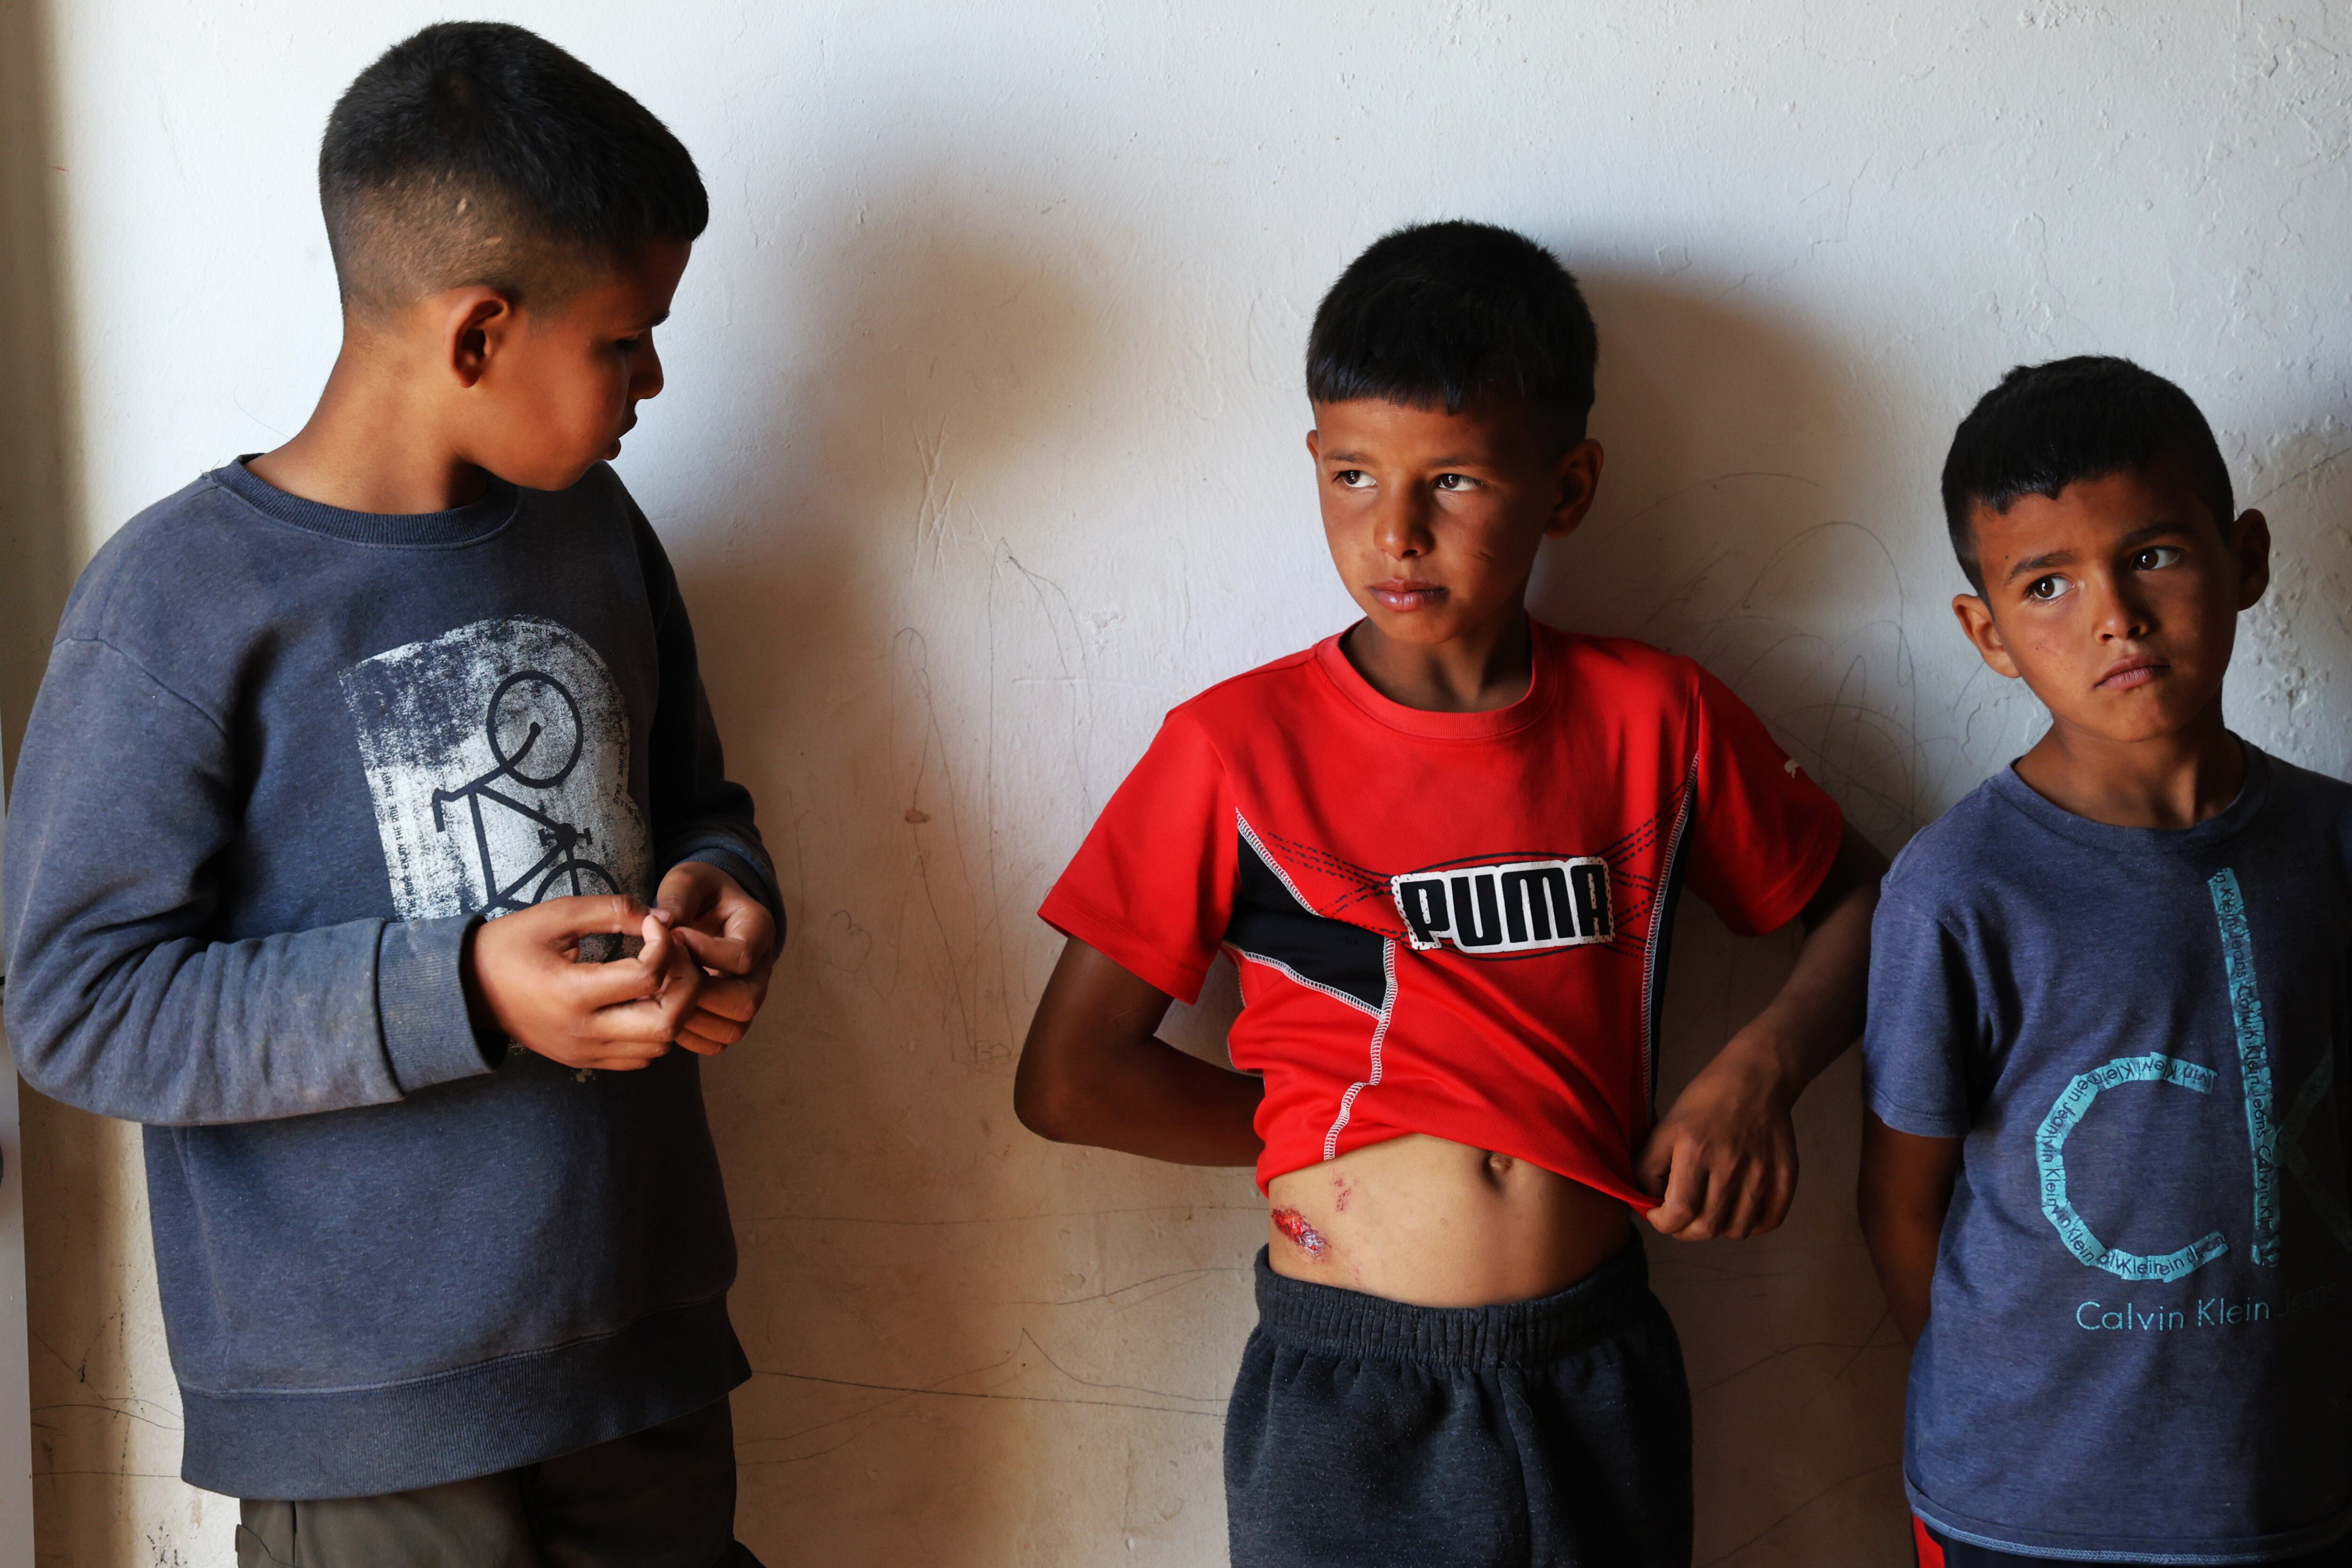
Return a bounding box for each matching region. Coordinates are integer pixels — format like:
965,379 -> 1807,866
1391,858 -> 1612,955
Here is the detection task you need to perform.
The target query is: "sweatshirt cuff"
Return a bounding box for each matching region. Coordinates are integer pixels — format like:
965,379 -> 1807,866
377,915 -> 497,1094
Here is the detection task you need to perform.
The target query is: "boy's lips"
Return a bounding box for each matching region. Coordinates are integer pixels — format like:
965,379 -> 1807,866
1369,580 -> 1446,612
2096,656 -> 2167,691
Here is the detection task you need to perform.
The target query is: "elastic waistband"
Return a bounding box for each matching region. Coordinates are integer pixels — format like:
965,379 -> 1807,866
1250,1240 -> 1654,1368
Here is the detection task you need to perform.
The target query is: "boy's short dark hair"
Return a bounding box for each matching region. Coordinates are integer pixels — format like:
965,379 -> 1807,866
1941,355 -> 2237,589
1307,221 -> 1599,445
320,21 -> 707,318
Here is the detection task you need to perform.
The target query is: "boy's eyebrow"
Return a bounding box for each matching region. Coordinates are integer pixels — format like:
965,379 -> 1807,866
2113,519 -> 2197,548
1319,449 -> 1496,468
2004,548 -> 2074,584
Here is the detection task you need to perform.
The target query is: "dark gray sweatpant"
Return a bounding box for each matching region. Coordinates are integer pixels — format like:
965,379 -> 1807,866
237,1397 -> 761,1568
1225,1242 -> 1692,1568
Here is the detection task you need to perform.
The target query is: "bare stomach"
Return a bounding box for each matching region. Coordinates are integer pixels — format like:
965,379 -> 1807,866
1263,1134 -> 1635,1307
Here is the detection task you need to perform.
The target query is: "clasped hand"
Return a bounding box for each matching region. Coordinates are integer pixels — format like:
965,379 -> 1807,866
466,862 -> 779,1072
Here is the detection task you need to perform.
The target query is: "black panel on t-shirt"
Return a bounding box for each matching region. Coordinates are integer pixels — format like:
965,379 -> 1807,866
1226,832 -> 1388,1012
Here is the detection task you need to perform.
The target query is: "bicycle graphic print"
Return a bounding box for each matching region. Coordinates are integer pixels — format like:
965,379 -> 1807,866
343,616 -> 652,924
429,670 -> 620,913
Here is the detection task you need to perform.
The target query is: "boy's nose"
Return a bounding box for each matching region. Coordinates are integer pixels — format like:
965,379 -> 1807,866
1373,496 -> 1432,559
2094,580 -> 2154,641
634,340 -> 666,402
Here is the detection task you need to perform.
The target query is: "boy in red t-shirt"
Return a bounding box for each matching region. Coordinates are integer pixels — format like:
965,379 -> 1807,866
1014,221 -> 1885,1566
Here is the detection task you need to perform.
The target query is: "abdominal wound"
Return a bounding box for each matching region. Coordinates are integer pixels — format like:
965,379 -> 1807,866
1271,1207 -> 1330,1260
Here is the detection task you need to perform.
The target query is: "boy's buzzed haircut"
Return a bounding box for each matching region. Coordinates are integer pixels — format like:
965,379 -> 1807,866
1307,220 -> 1599,444
1940,355 -> 2236,589
320,21 -> 707,319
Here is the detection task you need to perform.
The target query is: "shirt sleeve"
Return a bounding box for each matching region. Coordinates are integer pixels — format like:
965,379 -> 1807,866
1037,709 -> 1239,1004
1680,663 -> 1845,936
1,637 -> 486,1126
1861,885 -> 1979,1138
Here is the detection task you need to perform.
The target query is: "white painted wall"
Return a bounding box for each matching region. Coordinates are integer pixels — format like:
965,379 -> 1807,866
10,1 -> 2352,1562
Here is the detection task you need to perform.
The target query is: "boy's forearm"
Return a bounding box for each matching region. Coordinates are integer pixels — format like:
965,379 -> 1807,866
1859,1202 -> 1942,1348
1727,825 -> 1886,1101
1020,1035 -> 1264,1166
1016,937 -> 1264,1168
1859,1113 -> 1961,1346
1620,828 -> 1889,1240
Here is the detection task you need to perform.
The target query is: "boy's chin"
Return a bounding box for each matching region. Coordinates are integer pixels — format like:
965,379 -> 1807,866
2044,689 -> 2221,746
1356,608 -> 1459,645
1353,598 -> 1515,648
481,453 -> 604,493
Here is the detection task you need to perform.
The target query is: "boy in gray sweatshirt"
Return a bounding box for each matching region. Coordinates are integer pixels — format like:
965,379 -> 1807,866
1,23 -> 777,1564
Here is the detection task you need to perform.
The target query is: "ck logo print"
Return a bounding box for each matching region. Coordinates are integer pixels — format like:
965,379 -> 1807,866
2038,868 -> 2352,1286
1391,858 -> 1612,955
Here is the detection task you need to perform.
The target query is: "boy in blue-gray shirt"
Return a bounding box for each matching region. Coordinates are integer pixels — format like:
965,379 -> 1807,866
2,24 -> 776,1564
1861,357 -> 2352,1566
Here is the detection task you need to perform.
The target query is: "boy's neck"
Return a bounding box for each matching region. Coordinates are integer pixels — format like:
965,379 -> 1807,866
2012,700 -> 2244,830
245,338 -> 493,515
1341,606 -> 1534,714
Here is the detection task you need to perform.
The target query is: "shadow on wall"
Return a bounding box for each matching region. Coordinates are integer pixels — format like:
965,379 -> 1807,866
671,184 -> 1255,1562
0,0 -> 77,759
1,3 -> 159,1567
688,180 -> 1130,1095
1549,268 -> 1941,849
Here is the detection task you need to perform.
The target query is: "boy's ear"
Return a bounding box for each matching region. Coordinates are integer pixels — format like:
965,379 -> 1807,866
2232,509 -> 2273,612
437,286 -> 520,390
1545,439 -> 1605,539
1951,592 -> 2021,680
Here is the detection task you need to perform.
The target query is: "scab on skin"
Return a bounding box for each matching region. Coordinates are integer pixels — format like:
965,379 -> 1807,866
1271,1206 -> 1330,1260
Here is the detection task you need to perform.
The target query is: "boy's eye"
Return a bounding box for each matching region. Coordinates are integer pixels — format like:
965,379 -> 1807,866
1433,473 -> 1476,492
616,336 -> 644,351
1334,470 -> 1374,489
2025,575 -> 2074,603
2132,545 -> 2185,571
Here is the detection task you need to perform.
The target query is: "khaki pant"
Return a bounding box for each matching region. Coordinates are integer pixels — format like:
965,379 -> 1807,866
237,1398 -> 760,1568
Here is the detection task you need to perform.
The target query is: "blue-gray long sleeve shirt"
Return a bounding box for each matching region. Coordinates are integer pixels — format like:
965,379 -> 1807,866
1,459 -> 776,1498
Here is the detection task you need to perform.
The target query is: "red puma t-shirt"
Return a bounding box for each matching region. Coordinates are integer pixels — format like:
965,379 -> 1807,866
1039,620 -> 1844,1203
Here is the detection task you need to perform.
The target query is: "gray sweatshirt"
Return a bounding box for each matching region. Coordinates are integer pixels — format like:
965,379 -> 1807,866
0,459 -> 777,1499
